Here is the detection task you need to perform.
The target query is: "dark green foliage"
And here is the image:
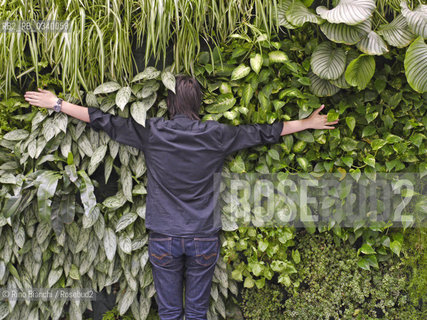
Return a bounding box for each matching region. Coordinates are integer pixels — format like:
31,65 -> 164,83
239,230 -> 426,319
282,231 -> 425,319
240,282 -> 285,320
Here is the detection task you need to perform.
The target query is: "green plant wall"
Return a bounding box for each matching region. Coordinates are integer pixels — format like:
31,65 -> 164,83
0,1 -> 426,319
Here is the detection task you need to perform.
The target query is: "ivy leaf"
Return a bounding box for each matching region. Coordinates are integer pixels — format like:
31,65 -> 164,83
360,243 -> 376,254
345,116 -> 356,132
390,240 -> 401,256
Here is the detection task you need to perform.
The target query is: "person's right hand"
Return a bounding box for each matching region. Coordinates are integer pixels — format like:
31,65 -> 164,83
306,105 -> 339,129
24,88 -> 58,109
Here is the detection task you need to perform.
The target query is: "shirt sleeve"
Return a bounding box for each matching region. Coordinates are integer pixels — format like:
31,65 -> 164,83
87,107 -> 149,150
219,121 -> 283,156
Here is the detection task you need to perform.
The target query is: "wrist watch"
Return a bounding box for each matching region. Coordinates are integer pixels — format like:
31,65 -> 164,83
53,98 -> 63,112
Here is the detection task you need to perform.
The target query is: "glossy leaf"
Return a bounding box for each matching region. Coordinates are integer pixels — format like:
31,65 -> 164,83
356,31 -> 389,55
316,0 -> 376,25
308,71 -> 341,97
311,42 -> 346,80
286,0 -> 323,27
320,20 -> 371,45
377,14 -> 416,48
401,2 -> 427,38
93,81 -> 121,94
115,86 -> 131,111
231,64 -> 251,80
404,37 -> 427,93
205,93 -> 236,113
345,54 -> 375,90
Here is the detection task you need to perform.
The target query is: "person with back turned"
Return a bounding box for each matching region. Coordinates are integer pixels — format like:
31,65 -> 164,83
24,75 -> 338,319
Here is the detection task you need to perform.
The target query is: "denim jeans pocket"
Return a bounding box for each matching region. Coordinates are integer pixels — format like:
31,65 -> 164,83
148,236 -> 173,267
194,237 -> 219,266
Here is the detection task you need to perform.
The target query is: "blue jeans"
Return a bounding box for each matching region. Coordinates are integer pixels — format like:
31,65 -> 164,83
148,231 -> 221,320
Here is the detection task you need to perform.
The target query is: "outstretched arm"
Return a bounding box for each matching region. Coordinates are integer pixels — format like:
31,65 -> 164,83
24,88 -> 90,122
24,88 -> 148,150
280,105 -> 339,136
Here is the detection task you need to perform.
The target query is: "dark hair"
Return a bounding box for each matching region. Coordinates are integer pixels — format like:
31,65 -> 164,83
167,75 -> 202,120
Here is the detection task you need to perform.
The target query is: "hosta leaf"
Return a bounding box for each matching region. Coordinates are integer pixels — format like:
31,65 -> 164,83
401,2 -> 427,38
161,70 -> 176,93
276,0 -> 296,29
404,37 -> 427,93
345,54 -> 375,90
205,93 -> 236,113
286,0 -> 323,27
311,42 -> 346,80
356,31 -> 389,55
94,81 -> 121,94
308,71 -> 341,97
320,20 -> 371,45
132,67 -> 161,82
250,53 -> 263,74
377,14 -> 416,48
115,87 -> 132,111
231,64 -> 251,80
316,0 -> 376,25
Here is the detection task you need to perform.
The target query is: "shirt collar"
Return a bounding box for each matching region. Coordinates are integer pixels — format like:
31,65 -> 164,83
172,113 -> 190,119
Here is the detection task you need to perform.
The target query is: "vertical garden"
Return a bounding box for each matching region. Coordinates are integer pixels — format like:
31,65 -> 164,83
0,0 -> 426,319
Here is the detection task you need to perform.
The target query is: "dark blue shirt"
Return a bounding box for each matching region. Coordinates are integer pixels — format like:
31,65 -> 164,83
87,107 -> 283,237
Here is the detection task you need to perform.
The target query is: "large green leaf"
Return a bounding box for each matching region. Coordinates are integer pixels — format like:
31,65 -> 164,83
356,31 -> 389,55
377,14 -> 416,48
231,64 -> 251,80
320,20 -> 371,45
161,70 -> 176,93
401,2 -> 427,38
35,171 -> 61,223
205,93 -> 236,113
276,0 -> 296,29
115,87 -> 131,111
404,37 -> 427,93
77,170 -> 97,217
285,0 -> 323,27
316,0 -> 376,25
93,81 -> 121,94
130,93 -> 157,127
345,54 -> 375,90
308,71 -> 341,97
311,42 -> 346,80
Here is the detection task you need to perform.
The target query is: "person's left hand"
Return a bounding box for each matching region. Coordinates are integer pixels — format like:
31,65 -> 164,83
307,104 -> 339,129
24,88 -> 58,109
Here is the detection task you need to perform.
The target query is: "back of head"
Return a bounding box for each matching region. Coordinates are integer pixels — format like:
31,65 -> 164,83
167,75 -> 202,120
